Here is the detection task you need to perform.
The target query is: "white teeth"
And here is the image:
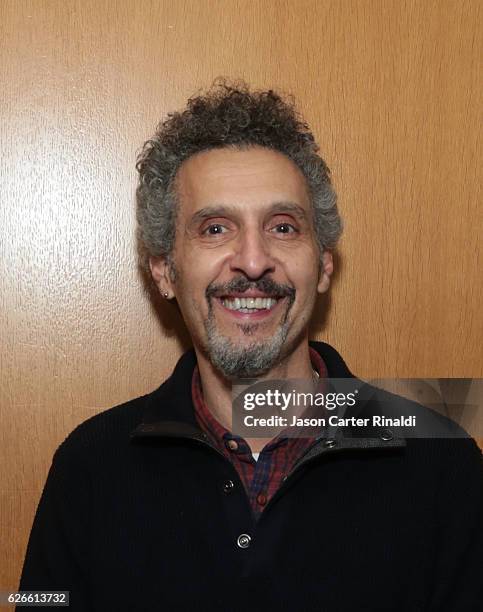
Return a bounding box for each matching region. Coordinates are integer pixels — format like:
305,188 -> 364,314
221,297 -> 279,311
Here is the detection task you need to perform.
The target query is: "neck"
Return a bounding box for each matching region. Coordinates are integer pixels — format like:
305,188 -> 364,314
194,333 -> 315,453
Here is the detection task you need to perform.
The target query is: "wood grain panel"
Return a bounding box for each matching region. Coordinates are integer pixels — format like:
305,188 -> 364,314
1,0 -> 481,595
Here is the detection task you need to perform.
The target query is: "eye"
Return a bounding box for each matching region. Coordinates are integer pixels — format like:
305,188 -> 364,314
202,223 -> 228,235
271,223 -> 298,234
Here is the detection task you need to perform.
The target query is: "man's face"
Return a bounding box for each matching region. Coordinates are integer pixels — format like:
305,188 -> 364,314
150,146 -> 333,378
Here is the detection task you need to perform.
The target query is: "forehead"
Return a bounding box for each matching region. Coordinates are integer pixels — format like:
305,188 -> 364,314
175,146 -> 310,216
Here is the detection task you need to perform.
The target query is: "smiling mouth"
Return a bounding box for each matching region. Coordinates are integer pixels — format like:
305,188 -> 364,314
213,293 -> 288,318
219,296 -> 280,313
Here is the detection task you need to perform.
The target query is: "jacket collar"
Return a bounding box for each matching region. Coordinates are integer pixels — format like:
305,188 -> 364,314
130,341 -> 406,452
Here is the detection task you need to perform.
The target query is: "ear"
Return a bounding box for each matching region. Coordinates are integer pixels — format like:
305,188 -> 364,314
149,256 -> 176,299
317,250 -> 333,294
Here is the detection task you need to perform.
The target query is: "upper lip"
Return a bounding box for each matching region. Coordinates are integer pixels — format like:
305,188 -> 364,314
218,291 -> 282,299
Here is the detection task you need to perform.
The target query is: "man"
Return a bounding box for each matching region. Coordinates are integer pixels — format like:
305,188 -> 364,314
19,80 -> 482,611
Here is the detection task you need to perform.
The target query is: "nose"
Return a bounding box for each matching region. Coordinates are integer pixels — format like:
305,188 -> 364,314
229,227 -> 276,279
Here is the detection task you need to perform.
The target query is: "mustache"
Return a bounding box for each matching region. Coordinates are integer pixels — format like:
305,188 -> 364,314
206,276 -> 295,299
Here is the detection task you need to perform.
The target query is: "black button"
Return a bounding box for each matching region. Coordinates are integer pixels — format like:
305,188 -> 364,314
237,533 -> 251,549
380,428 -> 394,441
223,480 -> 234,494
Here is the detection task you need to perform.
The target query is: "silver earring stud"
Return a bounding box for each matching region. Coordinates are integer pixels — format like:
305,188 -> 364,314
163,292 -> 169,299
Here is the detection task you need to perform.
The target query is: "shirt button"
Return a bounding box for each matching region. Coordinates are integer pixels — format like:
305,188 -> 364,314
256,493 -> 267,506
324,438 -> 337,448
223,480 -> 235,494
380,428 -> 394,441
237,533 -> 251,549
226,439 -> 239,451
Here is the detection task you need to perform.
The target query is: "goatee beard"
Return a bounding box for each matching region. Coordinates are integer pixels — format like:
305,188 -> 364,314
204,316 -> 290,379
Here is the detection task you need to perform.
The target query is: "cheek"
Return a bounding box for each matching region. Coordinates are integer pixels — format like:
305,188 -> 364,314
288,259 -> 319,289
173,263 -> 212,315
181,244 -> 229,273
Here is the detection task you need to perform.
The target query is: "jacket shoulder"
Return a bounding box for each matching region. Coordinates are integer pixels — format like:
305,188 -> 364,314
369,384 -> 473,437
53,392 -> 153,462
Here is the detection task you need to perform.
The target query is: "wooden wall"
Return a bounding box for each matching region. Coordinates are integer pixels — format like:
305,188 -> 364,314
1,0 -> 481,595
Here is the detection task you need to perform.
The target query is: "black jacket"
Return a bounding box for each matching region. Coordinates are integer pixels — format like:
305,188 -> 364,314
19,341 -> 483,611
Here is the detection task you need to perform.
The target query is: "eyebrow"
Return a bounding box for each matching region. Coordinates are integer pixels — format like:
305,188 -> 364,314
189,201 -> 308,226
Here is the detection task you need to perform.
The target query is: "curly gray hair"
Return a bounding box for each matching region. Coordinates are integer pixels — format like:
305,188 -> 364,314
136,78 -> 342,275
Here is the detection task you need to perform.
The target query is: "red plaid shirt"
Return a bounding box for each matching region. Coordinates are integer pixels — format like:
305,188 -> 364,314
191,347 -> 328,517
